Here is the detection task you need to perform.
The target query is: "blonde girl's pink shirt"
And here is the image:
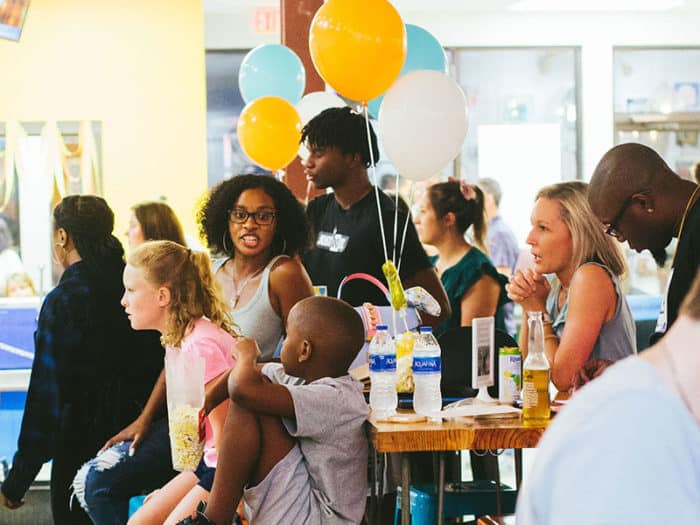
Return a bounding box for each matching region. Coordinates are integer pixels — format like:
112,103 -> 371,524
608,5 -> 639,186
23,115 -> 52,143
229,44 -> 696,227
166,317 -> 236,467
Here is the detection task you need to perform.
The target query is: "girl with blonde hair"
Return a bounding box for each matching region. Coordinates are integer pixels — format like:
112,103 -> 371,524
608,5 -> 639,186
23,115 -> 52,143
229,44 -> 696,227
122,241 -> 237,525
507,181 -> 636,392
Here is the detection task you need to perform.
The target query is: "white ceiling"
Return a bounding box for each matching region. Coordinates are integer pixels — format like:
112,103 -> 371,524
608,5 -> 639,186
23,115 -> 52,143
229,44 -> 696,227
203,0 -> 700,14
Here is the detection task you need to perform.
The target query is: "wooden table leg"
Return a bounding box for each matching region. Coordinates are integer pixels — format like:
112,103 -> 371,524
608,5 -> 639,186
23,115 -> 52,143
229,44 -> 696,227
370,449 -> 376,522
437,452 -> 445,524
401,453 -> 410,525
494,450 -> 502,516
375,452 -> 386,523
515,448 -> 523,489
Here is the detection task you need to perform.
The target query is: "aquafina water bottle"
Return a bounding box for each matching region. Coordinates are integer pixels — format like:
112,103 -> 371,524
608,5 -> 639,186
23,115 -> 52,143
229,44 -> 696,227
413,326 -> 442,419
368,325 -> 397,418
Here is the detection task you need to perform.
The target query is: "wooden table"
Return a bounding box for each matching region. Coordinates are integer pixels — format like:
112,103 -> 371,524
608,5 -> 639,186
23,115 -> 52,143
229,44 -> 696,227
368,413 -> 550,525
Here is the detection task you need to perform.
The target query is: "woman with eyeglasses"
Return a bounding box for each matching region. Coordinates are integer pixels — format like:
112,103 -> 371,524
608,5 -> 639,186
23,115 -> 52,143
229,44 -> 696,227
117,175 -> 317,524
506,181 -> 636,392
199,174 -> 314,361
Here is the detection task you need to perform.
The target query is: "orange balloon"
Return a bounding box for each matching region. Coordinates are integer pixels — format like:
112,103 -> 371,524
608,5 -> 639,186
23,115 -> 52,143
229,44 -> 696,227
237,96 -> 302,171
309,0 -> 406,102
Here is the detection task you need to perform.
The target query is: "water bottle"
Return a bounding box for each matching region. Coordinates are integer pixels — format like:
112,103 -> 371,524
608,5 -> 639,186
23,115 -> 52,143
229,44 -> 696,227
368,325 -> 397,417
412,326 -> 442,419
522,311 -> 551,426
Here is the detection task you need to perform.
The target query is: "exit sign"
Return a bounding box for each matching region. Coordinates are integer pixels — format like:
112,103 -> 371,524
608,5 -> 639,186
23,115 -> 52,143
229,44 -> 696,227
252,7 -> 280,34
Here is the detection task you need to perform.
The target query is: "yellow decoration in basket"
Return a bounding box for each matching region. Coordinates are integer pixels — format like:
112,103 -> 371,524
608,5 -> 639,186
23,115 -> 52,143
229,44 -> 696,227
382,259 -> 407,311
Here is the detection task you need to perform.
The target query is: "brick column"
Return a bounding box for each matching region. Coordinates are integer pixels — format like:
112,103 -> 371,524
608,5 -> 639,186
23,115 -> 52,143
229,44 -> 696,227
281,0 -> 324,202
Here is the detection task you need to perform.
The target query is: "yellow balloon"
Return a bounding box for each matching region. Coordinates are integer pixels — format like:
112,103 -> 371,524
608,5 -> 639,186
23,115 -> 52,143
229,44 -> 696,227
237,96 -> 302,171
309,0 -> 406,102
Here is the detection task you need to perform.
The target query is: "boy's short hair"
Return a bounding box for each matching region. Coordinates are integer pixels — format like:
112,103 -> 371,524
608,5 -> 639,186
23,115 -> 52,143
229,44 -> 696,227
300,107 -> 380,168
294,296 -> 364,372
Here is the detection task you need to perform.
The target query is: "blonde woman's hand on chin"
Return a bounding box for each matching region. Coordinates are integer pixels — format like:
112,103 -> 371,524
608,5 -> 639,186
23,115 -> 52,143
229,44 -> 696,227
506,268 -> 550,312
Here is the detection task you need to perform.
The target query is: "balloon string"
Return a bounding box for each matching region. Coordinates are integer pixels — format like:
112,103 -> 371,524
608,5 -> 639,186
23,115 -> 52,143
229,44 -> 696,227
392,176 -> 399,266
305,180 -> 313,207
363,105 -> 389,263
396,181 -> 415,275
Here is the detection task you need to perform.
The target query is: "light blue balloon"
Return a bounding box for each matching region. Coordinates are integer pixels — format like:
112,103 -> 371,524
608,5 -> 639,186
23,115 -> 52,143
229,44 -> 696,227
368,24 -> 447,118
239,44 -> 306,105
402,24 -> 448,76
368,97 -> 383,120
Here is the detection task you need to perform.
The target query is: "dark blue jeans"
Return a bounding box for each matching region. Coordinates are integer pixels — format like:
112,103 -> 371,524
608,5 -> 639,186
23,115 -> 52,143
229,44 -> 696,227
72,418 -> 176,525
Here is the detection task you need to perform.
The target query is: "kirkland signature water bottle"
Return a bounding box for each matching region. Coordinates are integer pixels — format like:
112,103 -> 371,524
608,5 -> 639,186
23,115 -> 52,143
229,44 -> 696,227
368,325 -> 397,418
412,326 -> 442,419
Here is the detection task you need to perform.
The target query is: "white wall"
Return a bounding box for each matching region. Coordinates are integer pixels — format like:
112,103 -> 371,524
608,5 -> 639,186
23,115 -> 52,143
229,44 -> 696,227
205,10 -> 276,50
402,11 -> 700,179
205,8 -> 700,179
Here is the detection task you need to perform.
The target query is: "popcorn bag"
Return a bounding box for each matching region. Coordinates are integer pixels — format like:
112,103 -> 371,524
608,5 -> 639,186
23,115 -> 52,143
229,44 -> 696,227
165,350 -> 206,472
395,331 -> 415,393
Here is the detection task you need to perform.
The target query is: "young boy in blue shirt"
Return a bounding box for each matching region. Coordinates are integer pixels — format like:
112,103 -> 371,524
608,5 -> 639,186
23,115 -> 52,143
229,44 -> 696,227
178,296 -> 368,525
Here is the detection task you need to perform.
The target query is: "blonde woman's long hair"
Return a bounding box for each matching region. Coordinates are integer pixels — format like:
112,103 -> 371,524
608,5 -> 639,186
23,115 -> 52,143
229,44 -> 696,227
536,181 -> 627,277
128,240 -> 238,347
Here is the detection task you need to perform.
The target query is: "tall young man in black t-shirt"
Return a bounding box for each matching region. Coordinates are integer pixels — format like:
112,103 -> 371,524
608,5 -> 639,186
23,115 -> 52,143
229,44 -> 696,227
300,107 -> 450,326
589,143 -> 700,342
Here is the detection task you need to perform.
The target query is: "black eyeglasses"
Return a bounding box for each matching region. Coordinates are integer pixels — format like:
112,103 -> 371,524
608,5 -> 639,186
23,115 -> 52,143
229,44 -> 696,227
603,189 -> 650,239
228,208 -> 276,226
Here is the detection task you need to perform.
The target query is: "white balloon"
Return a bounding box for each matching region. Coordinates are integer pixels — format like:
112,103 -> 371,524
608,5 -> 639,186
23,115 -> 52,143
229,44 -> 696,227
378,70 -> 468,181
296,91 -> 347,161
296,91 -> 347,125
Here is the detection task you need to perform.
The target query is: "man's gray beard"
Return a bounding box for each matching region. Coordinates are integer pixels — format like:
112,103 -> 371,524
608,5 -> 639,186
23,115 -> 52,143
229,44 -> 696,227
651,247 -> 668,268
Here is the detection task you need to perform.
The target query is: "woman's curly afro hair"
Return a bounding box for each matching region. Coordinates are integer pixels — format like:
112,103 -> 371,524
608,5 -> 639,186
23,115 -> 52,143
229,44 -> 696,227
197,174 -> 312,258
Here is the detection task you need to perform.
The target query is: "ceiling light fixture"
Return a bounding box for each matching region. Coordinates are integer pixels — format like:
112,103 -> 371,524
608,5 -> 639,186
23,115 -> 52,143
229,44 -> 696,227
510,0 -> 685,12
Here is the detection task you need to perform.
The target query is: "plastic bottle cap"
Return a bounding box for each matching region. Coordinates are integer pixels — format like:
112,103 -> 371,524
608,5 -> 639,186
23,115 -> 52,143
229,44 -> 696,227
376,325 -> 388,331
419,326 -> 432,333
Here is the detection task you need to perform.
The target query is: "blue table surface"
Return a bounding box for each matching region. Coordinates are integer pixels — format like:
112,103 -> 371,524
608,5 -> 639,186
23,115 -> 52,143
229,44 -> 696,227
626,294 -> 663,322
0,306 -> 38,371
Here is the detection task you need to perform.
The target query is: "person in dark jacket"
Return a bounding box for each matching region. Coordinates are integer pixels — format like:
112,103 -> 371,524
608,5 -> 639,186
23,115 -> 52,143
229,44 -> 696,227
0,195 -> 163,524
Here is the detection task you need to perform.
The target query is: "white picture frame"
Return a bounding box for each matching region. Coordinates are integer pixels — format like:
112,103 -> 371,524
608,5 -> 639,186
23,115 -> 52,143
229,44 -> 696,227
472,316 -> 495,389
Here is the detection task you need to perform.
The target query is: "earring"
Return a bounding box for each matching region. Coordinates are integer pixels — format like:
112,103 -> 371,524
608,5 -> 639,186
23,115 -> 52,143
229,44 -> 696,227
222,231 -> 232,254
52,243 -> 67,265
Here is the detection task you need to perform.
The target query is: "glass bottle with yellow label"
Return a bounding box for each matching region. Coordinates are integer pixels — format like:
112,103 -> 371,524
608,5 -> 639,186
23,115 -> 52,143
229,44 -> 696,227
522,311 -> 550,425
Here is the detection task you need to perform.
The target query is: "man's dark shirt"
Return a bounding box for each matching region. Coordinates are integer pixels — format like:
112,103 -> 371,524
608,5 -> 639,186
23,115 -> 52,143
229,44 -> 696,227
303,189 -> 432,306
652,197 -> 700,343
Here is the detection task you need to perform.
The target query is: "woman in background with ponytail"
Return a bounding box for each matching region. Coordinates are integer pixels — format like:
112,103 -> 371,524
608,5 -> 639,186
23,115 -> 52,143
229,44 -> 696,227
414,180 -> 508,337
413,180 -> 510,485
0,196 -> 163,524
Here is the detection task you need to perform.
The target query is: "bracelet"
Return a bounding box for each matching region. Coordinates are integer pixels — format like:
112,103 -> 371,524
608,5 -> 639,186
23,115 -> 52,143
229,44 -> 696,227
544,334 -> 559,341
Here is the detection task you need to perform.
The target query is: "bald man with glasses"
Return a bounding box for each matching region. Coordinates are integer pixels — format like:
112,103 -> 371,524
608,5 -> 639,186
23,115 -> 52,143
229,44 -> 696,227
588,143 -> 700,342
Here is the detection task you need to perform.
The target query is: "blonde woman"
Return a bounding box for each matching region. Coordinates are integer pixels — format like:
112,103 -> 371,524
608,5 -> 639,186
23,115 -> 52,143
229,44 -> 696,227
120,241 -> 237,525
506,182 -> 636,392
